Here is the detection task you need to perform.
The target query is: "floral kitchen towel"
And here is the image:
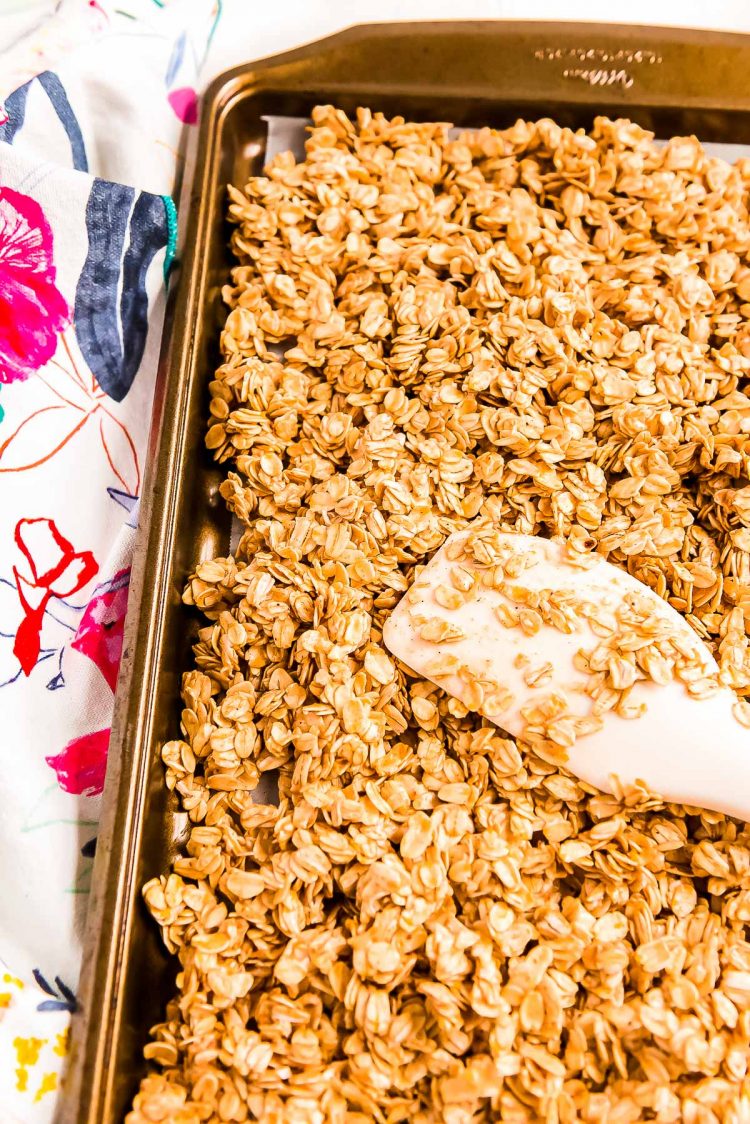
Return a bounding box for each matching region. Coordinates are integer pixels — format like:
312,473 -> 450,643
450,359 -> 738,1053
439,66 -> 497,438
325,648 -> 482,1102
0,2 -> 221,1119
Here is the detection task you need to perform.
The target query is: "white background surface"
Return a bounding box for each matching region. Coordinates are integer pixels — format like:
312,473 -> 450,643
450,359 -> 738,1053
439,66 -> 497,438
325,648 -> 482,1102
210,0 -> 750,75
2,0 -> 750,76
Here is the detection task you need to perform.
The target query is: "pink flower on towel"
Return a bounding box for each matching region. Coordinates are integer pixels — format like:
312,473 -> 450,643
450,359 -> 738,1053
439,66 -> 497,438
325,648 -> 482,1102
44,569 -> 130,795
167,87 -> 198,124
46,728 -> 110,797
0,187 -> 69,384
71,568 -> 129,692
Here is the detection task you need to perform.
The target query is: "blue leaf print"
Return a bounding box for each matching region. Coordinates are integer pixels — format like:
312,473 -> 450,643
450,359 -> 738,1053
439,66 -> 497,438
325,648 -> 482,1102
46,648 -> 66,691
0,80 -> 31,144
74,180 -> 132,399
55,977 -> 77,1006
107,487 -> 140,528
121,192 -> 170,376
165,31 -> 187,86
32,969 -> 77,1013
32,969 -> 56,996
37,72 -> 88,172
74,181 -> 168,402
0,72 -> 87,170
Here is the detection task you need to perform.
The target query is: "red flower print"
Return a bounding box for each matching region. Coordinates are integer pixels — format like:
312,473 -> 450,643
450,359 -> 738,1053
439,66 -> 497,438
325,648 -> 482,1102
0,187 -> 69,384
46,728 -> 110,797
71,568 -> 129,692
13,518 -> 98,676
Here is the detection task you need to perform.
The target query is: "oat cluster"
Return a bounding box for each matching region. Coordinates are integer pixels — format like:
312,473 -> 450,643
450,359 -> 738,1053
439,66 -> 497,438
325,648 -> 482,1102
128,108 -> 750,1123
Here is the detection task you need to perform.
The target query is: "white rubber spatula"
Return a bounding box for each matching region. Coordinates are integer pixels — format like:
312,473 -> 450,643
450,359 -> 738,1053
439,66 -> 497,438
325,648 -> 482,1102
383,525 -> 750,820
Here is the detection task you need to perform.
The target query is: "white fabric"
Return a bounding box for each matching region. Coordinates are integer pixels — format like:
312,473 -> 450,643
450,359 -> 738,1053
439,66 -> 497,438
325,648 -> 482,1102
0,4 -> 216,1118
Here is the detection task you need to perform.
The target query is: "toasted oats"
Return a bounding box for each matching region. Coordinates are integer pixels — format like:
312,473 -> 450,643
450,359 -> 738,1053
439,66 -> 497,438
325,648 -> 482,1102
732,699 -> 750,729
450,565 -> 478,594
419,618 -> 466,644
494,602 -> 519,628
523,662 -> 555,689
130,106 -> 750,1124
434,584 -> 466,611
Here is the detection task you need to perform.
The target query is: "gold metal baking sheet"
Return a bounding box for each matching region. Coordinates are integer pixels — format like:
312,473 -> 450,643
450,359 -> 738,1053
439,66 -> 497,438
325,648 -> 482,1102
57,21 -> 750,1124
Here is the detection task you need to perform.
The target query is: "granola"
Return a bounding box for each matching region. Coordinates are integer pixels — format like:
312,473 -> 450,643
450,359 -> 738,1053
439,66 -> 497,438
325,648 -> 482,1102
128,107 -> 750,1124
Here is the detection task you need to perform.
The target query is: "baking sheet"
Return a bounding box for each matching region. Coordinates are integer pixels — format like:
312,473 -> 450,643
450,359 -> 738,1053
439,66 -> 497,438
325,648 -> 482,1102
63,23 -> 750,1124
